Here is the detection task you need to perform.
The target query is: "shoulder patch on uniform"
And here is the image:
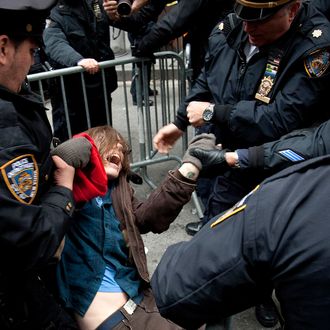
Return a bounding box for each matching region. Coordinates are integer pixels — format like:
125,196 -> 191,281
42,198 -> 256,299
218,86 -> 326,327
304,48 -> 330,78
211,185 -> 259,228
278,149 -> 305,162
0,154 -> 39,204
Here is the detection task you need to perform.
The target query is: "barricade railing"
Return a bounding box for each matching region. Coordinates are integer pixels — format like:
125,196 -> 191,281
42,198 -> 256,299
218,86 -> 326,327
27,51 -> 203,218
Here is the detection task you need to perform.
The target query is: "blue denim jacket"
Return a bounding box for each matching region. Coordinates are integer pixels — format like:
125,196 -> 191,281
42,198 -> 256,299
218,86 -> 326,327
57,186 -> 140,316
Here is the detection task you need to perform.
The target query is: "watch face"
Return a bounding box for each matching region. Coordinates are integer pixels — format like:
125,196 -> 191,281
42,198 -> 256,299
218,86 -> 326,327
203,108 -> 214,122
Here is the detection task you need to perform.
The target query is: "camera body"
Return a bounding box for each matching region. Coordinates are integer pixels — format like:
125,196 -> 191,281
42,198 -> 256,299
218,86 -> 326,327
117,0 -> 133,16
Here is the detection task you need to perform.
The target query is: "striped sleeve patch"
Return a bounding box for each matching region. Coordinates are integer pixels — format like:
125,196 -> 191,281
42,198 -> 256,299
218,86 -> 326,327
278,149 -> 305,162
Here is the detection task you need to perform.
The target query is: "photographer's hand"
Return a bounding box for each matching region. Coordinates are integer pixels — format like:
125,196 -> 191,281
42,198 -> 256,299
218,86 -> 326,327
103,0 -> 120,20
131,0 -> 149,13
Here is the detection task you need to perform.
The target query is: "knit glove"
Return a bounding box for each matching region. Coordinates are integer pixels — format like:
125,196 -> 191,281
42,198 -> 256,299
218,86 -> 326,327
182,133 -> 216,170
51,137 -> 92,168
190,148 -> 229,169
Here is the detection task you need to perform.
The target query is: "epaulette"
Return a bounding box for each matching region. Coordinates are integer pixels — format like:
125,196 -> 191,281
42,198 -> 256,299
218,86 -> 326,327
210,13 -> 241,39
57,1 -> 71,14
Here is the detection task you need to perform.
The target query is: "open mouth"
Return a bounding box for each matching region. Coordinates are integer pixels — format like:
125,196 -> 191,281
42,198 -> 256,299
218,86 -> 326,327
106,154 -> 121,166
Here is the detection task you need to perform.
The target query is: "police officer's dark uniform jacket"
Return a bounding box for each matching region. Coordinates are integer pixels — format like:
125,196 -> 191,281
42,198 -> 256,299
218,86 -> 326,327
175,2 -> 330,149
151,155 -> 330,329
0,86 -> 76,329
311,0 -> 330,20
247,117 -> 330,172
0,85 -> 74,271
44,0 -> 117,80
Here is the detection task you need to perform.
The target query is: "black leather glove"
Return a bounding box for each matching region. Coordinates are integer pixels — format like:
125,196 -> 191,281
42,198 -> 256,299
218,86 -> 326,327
127,170 -> 143,185
51,137 -> 92,168
182,133 -> 216,170
189,148 -> 229,169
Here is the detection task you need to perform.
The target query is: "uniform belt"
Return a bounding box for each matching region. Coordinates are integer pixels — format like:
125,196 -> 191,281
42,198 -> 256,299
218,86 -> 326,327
96,298 -> 138,330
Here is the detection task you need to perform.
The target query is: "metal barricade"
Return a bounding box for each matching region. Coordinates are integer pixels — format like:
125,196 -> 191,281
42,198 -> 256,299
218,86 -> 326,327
27,51 -> 203,219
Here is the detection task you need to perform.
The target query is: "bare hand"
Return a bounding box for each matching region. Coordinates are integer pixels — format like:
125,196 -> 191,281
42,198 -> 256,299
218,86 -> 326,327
153,123 -> 183,154
131,0 -> 149,13
103,0 -> 120,20
187,101 -> 211,127
77,58 -> 100,74
52,155 -> 75,190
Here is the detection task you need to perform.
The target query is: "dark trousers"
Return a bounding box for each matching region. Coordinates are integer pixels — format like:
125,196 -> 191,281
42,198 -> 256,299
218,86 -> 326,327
202,169 -> 268,224
130,62 -> 152,103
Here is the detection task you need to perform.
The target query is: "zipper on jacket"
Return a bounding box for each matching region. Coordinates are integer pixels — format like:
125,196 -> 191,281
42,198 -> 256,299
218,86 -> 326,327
236,48 -> 247,99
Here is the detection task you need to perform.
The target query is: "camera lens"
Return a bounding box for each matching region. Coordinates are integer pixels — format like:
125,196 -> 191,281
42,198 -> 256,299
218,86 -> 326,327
117,0 -> 132,16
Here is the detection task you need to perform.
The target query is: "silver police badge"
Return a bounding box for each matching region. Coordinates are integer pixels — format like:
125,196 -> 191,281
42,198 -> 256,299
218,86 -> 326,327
1,154 -> 39,204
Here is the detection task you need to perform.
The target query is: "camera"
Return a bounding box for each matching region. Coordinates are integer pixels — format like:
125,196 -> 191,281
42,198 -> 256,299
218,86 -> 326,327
117,0 -> 133,16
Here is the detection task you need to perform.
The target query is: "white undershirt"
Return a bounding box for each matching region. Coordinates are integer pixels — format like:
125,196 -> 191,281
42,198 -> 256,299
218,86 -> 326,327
244,43 -> 259,62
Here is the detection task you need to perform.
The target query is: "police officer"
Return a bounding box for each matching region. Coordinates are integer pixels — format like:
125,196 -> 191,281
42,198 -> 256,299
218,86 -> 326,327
154,0 -> 330,224
43,0 -> 120,142
154,0 -> 330,228
153,0 -> 330,326
151,154 -> 330,329
0,2 -> 85,329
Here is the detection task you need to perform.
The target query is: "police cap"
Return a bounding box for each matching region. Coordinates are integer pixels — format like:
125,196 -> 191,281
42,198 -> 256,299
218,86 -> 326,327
234,0 -> 295,22
0,0 -> 57,39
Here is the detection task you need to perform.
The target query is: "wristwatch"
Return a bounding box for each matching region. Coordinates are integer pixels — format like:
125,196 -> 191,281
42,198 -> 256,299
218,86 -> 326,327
202,103 -> 215,122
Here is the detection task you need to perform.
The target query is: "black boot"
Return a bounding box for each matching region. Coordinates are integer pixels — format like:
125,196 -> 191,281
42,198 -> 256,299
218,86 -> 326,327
185,220 -> 204,236
255,298 -> 279,328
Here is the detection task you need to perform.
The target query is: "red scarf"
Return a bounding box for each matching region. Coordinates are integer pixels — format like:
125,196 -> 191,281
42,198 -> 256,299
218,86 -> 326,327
72,133 -> 108,203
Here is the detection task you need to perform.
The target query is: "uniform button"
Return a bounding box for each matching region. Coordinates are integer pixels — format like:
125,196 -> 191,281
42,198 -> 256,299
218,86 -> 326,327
45,174 -> 49,181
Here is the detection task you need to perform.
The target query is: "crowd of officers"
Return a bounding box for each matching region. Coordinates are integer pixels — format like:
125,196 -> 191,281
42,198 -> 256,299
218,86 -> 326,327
1,0 -> 330,329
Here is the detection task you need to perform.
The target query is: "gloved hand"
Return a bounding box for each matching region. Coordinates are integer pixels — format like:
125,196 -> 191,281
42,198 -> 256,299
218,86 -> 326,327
131,41 -> 155,63
182,133 -> 216,170
51,137 -> 92,168
127,170 -> 143,185
189,148 -> 229,169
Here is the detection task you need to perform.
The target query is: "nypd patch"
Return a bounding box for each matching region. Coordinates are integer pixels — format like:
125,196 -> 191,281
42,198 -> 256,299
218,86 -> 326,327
1,154 -> 39,204
304,48 -> 330,78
